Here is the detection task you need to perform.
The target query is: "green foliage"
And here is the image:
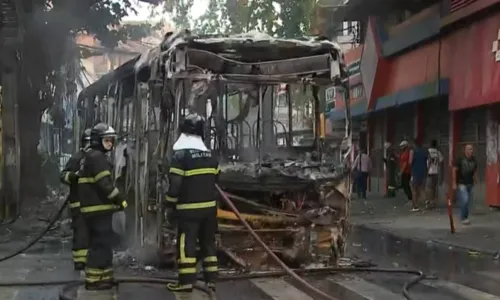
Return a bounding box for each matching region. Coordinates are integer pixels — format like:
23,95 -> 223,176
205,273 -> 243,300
195,0 -> 227,34
21,0 -> 152,106
121,23 -> 154,41
275,0 -> 317,38
163,0 -> 195,30
41,0 -> 135,49
167,0 -> 318,37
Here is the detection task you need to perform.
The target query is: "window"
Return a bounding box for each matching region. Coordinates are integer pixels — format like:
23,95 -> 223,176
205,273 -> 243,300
350,85 -> 364,99
276,92 -> 287,107
327,100 -> 336,113
325,86 -> 336,113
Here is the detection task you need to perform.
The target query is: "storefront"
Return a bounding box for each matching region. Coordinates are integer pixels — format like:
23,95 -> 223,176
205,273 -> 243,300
444,9 -> 500,206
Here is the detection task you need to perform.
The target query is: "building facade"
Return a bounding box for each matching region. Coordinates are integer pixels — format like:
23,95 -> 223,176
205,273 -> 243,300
328,0 -> 500,206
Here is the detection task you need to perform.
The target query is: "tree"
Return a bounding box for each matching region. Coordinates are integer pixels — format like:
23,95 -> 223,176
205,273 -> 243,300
163,0 -> 195,30
195,0 -> 226,34
166,0 -> 319,37
274,0 -> 317,37
14,0 -> 144,198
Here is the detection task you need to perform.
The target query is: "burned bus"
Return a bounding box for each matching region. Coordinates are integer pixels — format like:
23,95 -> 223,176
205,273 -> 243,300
76,30 -> 352,270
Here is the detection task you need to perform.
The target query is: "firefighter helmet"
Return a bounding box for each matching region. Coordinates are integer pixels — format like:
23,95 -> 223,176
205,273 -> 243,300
180,113 -> 205,137
90,123 -> 117,151
81,128 -> 92,147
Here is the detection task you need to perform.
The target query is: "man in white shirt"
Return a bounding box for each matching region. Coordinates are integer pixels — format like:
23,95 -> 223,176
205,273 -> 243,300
426,139 -> 443,209
353,148 -> 372,199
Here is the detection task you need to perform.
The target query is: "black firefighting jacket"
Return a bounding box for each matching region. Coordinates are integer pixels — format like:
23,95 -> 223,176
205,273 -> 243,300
77,148 -> 127,215
165,149 -> 219,213
60,150 -> 85,214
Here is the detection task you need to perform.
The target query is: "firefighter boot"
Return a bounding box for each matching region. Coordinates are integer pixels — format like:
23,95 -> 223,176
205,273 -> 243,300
206,282 -> 216,292
74,262 -> 86,271
85,281 -> 114,291
167,283 -> 193,293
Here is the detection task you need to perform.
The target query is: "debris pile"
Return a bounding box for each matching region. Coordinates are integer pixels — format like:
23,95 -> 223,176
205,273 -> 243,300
158,153 -> 350,271
219,154 -> 349,193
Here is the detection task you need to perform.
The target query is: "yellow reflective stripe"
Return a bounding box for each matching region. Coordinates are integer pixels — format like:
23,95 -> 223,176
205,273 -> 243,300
78,177 -> 93,183
179,233 -> 196,264
77,170 -> 112,184
85,275 -> 113,283
107,188 -> 119,199
165,195 -> 178,203
169,168 -> 219,177
176,201 -> 216,210
121,200 -> 128,208
80,204 -> 119,213
185,168 -> 218,176
74,256 -> 87,263
204,266 -> 218,272
64,172 -> 71,184
203,256 -> 217,263
69,202 -> 81,208
94,170 -> 111,181
169,167 -> 185,176
179,268 -> 197,274
72,249 -> 88,257
85,268 -> 113,275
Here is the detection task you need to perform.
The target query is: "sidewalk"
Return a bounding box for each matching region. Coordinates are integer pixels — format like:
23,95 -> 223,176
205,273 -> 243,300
349,193 -> 500,257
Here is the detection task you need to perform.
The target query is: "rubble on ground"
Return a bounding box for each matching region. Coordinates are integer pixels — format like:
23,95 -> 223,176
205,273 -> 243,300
158,153 -> 350,271
0,189 -> 70,244
219,154 -> 348,182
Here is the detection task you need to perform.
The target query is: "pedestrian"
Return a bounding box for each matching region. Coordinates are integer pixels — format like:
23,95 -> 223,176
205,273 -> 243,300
425,139 -> 443,209
78,123 -> 128,290
165,113 -> 219,293
353,147 -> 371,199
60,128 -> 91,271
383,142 -> 397,198
453,144 -> 478,225
398,140 -> 413,203
410,139 -> 428,212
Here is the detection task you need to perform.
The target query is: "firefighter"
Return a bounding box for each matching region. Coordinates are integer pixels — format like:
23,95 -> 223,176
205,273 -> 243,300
383,142 -> 398,198
60,128 -> 91,271
165,113 -> 219,293
77,123 -> 127,290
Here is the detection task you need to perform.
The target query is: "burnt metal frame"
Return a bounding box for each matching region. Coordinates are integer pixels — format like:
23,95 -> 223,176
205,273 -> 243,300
76,33 -> 352,252
160,39 -> 345,155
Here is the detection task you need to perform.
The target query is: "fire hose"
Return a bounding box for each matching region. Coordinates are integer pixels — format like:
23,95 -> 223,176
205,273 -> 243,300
215,184 -> 425,300
0,196 -> 70,263
0,187 -> 426,300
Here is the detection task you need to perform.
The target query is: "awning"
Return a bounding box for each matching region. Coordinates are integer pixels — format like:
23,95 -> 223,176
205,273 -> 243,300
327,98 -> 368,121
371,78 -> 449,112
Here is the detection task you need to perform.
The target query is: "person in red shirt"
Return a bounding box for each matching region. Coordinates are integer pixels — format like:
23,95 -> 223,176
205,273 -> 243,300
399,140 -> 413,202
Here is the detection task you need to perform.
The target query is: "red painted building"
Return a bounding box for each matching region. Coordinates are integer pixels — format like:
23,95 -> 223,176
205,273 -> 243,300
331,0 -> 500,205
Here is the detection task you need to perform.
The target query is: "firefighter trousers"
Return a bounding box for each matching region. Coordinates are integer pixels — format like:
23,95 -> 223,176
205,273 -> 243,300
71,211 -> 89,268
84,213 -> 114,289
176,208 -> 218,286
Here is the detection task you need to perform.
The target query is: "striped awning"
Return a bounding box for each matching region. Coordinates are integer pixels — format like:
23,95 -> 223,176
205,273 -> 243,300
450,0 -> 477,12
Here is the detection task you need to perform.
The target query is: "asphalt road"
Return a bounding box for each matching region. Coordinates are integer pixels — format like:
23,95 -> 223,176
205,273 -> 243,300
0,251 -> 499,300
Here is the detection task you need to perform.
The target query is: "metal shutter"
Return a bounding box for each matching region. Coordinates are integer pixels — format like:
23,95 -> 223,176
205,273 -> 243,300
438,100 -> 450,145
421,99 -> 440,146
370,112 -> 385,193
459,107 -> 487,181
372,113 -> 384,150
392,104 -> 415,145
438,100 -> 450,184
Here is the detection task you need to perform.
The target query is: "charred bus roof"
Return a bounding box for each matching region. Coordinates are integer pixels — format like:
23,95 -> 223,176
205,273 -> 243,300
79,30 -> 347,101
